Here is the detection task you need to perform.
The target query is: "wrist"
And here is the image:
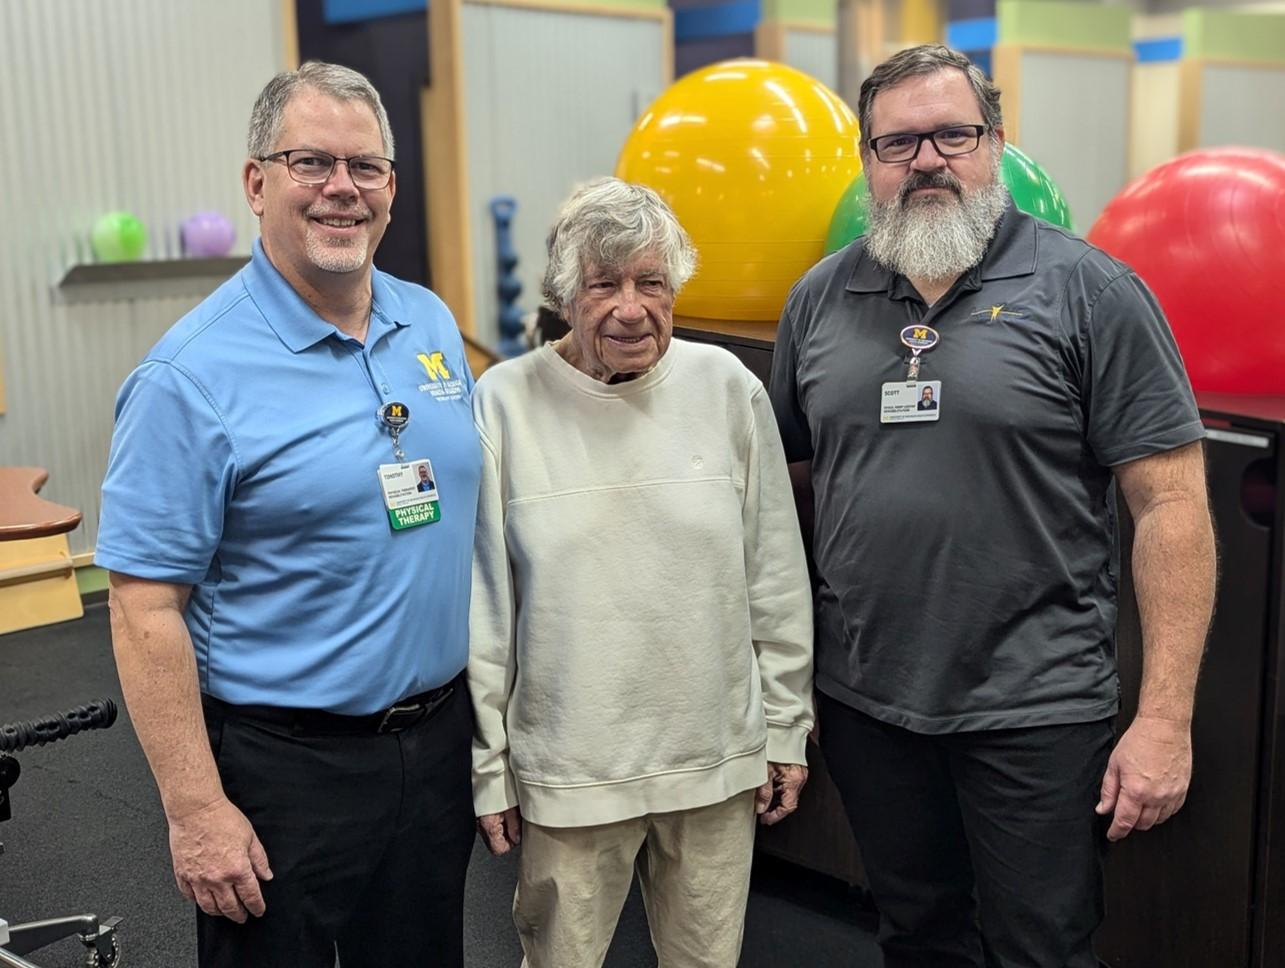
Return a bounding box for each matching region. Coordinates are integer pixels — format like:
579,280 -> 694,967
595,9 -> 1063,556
162,785 -> 228,823
1132,709 -> 1193,730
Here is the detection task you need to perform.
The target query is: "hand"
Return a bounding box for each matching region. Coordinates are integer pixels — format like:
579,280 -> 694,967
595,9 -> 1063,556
168,797 -> 273,922
478,806 -> 523,856
755,762 -> 809,826
1096,715 -> 1192,842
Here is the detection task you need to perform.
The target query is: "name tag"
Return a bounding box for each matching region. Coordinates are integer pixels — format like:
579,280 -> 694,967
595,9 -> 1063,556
378,459 -> 442,530
880,381 -> 942,424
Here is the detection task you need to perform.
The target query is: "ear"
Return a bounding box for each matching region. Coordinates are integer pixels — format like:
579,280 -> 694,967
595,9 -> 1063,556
993,124 -> 1006,150
243,159 -> 266,217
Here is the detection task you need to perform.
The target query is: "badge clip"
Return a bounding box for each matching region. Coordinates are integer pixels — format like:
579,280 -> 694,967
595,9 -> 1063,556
379,401 -> 411,462
899,324 -> 940,384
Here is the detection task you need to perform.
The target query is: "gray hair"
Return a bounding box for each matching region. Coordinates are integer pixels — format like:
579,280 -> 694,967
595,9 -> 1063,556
247,61 -> 395,160
858,45 -> 1003,149
542,178 -> 697,310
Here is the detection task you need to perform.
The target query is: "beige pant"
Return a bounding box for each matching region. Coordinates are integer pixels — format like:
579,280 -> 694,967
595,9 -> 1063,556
514,790 -> 757,968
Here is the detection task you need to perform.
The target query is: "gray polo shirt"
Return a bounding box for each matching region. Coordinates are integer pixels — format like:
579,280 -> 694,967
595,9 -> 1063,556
769,202 -> 1204,733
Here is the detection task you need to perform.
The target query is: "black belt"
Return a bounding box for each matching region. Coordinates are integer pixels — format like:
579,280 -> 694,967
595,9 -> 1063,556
202,676 -> 459,736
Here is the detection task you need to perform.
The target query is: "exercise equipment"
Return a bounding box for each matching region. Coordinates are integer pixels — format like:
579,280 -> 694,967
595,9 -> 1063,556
180,211 -> 235,258
1088,147 -> 1285,395
617,59 -> 862,321
0,700 -> 123,968
90,212 -> 146,262
489,196 -> 526,358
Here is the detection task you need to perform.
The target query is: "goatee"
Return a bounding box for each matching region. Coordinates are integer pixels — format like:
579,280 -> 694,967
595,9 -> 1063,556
865,155 -> 1008,283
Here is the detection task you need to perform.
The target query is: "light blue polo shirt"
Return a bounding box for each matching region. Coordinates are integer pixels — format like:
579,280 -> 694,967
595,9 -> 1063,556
97,240 -> 481,714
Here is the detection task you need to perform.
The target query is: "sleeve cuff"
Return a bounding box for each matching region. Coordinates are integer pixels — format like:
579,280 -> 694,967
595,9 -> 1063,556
766,722 -> 811,765
472,764 -> 519,817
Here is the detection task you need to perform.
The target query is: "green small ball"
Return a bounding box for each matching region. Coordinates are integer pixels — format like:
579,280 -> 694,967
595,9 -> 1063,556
91,211 -> 148,262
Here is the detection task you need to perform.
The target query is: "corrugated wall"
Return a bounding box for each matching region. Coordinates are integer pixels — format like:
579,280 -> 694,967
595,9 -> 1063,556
462,2 -> 667,346
0,0 -> 288,556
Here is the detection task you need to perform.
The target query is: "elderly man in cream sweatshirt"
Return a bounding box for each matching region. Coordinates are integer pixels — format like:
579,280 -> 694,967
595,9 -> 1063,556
467,177 -> 815,968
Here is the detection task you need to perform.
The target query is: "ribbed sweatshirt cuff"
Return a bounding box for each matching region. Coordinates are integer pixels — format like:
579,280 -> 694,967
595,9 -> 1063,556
766,723 -> 810,765
473,765 -> 519,816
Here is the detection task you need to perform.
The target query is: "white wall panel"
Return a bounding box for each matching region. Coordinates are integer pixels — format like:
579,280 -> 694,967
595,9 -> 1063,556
0,0 -> 288,555
1200,63 -> 1285,151
784,29 -> 838,93
462,3 -> 666,347
1017,51 -> 1131,232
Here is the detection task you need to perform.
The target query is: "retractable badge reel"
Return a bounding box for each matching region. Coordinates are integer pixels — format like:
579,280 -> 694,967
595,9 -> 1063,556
379,401 -> 410,461
376,402 -> 442,530
899,324 -> 939,382
880,325 -> 943,424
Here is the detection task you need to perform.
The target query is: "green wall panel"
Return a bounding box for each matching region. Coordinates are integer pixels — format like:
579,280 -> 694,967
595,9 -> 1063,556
1183,9 -> 1285,65
997,0 -> 1130,53
763,0 -> 835,27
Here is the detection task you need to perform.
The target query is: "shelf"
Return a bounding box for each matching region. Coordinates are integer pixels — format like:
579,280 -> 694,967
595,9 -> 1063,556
58,257 -> 248,287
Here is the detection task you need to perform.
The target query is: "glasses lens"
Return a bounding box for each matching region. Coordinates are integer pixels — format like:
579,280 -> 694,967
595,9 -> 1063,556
876,134 -> 919,163
933,127 -> 982,155
348,157 -> 392,189
286,151 -> 335,184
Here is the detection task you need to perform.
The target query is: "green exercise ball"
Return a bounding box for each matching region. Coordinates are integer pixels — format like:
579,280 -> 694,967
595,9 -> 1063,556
1000,143 -> 1073,231
823,143 -> 1074,255
823,172 -> 874,255
91,211 -> 148,262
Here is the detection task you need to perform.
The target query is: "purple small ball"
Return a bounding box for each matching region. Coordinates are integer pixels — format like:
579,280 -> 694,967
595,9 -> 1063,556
180,211 -> 236,258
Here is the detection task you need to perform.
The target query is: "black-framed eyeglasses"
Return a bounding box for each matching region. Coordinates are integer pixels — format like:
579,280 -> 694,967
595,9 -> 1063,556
259,149 -> 395,190
867,125 -> 988,164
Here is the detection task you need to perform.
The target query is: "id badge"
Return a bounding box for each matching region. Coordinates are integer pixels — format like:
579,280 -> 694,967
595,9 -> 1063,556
377,459 -> 441,530
880,381 -> 942,424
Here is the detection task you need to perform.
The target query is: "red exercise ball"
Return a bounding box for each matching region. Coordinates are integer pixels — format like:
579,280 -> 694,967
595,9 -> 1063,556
1087,147 -> 1285,395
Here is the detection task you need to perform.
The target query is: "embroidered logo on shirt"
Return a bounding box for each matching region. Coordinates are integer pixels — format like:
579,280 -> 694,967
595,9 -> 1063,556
418,351 -> 452,380
971,304 -> 1027,322
416,350 -> 466,401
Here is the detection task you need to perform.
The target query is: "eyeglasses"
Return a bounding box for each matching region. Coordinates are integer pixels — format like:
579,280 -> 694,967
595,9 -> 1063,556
867,125 -> 988,164
259,149 -> 395,190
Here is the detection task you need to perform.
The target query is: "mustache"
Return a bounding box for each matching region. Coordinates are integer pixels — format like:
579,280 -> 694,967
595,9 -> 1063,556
306,205 -> 373,220
897,170 -> 963,204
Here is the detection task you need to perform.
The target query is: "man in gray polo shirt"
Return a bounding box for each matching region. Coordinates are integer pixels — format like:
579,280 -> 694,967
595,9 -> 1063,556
769,45 -> 1216,967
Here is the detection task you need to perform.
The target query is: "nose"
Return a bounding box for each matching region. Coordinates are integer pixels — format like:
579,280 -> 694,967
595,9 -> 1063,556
613,284 -> 647,322
322,159 -> 360,196
910,136 -> 948,171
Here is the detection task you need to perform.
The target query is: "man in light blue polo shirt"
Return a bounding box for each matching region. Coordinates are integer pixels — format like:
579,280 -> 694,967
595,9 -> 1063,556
97,61 -> 480,968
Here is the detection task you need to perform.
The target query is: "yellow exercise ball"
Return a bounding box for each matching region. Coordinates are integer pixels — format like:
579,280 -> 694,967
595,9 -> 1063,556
616,59 -> 862,321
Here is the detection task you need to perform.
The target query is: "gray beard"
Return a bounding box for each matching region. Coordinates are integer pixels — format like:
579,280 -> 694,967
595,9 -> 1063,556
865,169 -> 1008,284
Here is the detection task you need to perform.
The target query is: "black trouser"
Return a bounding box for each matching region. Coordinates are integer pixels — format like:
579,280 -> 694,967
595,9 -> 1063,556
819,693 -> 1113,968
196,682 -> 476,968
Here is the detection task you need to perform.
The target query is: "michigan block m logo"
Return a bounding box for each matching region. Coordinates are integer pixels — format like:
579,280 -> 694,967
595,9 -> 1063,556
417,352 -> 452,381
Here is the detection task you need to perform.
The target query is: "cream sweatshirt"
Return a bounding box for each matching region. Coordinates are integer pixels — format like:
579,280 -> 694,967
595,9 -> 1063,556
468,339 -> 814,828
